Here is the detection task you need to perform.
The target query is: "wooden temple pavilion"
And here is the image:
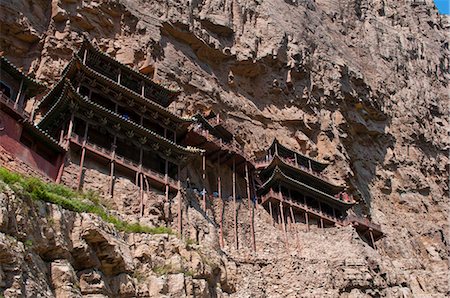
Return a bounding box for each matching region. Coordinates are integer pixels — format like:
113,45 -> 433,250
0,56 -> 65,179
34,39 -> 203,211
256,139 -> 383,247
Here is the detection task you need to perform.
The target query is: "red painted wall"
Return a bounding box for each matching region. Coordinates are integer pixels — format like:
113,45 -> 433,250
0,110 -> 63,180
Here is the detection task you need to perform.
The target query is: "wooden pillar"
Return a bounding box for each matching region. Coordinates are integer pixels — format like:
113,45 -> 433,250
305,212 -> 310,232
141,81 -> 145,97
294,154 -> 298,167
332,208 -> 336,218
66,113 -> 75,146
308,159 -> 312,171
202,153 -> 206,211
217,152 -> 224,249
318,202 -> 324,229
269,201 -> 274,226
109,136 -> 117,197
245,162 -> 256,252
177,165 -> 182,237
290,206 -> 299,250
139,147 -> 144,216
164,159 -> 169,204
232,158 -> 238,249
117,68 -> 121,85
83,49 -> 87,64
55,154 -> 66,184
77,122 -> 89,190
274,141 -> 278,156
369,229 -> 377,250
279,200 -> 287,246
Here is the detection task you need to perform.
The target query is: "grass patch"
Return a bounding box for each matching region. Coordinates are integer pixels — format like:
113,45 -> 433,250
0,167 -> 174,235
152,265 -> 194,277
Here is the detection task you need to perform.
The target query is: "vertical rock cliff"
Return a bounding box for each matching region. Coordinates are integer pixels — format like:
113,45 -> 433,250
0,0 -> 448,297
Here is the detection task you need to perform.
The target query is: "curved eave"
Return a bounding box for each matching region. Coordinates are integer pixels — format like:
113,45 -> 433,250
39,81 -> 203,155
260,155 -> 345,192
0,56 -> 47,96
271,138 -> 329,171
73,56 -> 192,125
23,122 -> 66,152
77,39 -> 179,96
258,166 -> 354,209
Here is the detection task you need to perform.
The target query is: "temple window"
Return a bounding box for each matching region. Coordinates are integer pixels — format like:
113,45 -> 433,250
0,81 -> 12,99
91,91 -> 116,111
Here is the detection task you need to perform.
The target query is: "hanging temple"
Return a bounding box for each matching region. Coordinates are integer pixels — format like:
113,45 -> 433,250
0,39 -> 383,251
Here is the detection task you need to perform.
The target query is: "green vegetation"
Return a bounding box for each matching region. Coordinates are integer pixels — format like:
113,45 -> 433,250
24,239 -> 33,248
0,167 -> 174,235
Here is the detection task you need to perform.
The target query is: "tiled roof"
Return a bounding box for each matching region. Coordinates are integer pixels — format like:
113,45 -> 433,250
38,81 -> 204,155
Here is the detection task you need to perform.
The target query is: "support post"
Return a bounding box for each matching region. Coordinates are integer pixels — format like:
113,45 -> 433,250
141,81 -> 145,97
232,157 -> 238,250
202,153 -> 206,211
290,205 -> 299,250
109,137 -> 116,197
165,159 -> 169,203
55,155 -> 65,184
76,123 -> 89,190
245,162 -> 256,252
83,49 -> 87,64
305,212 -> 310,232
218,152 -> 224,249
117,68 -> 121,85
369,229 -> 377,250
294,154 -> 298,167
139,147 -> 144,216
269,201 -> 274,226
279,200 -> 287,247
318,202 -> 324,229
177,165 -> 182,237
308,159 -> 312,171
65,113 -> 75,147
14,78 -> 24,109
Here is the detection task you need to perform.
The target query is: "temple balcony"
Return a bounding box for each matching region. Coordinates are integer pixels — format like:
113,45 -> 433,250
0,91 -> 30,120
69,132 -> 179,191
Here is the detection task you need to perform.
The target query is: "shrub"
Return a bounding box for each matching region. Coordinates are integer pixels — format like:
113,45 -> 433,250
0,167 -> 172,236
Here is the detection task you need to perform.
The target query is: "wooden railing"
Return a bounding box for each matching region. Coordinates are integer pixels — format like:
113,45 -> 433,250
70,132 -> 178,188
192,125 -> 250,159
0,91 -> 30,120
260,189 -> 345,224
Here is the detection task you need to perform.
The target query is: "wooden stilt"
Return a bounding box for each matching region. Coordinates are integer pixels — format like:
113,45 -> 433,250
269,201 -> 274,226
56,155 -> 65,184
109,137 -> 116,197
218,152 -> 224,249
232,157 -> 238,250
14,78 -> 24,109
290,205 -> 299,250
177,165 -> 182,237
202,153 -> 206,211
77,123 -> 89,190
279,201 -> 287,247
65,113 -> 75,148
305,212 -> 310,232
139,173 -> 144,216
245,162 -> 256,252
318,202 -> 324,229
369,229 -> 376,250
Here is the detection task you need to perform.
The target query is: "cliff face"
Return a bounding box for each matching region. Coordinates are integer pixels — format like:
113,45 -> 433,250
0,0 -> 448,297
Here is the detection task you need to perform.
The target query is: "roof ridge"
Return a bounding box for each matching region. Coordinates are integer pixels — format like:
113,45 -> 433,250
0,56 -> 47,90
78,38 -> 179,95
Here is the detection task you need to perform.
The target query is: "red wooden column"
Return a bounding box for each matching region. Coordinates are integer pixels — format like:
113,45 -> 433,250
177,165 -> 182,237
202,153 -> 206,211
77,122 -> 89,190
290,205 -> 299,250
164,159 -> 169,204
217,152 -> 224,249
269,201 -> 274,226
245,162 -> 256,252
109,137 -> 116,197
232,157 -> 238,250
305,212 -> 310,232
278,187 -> 287,245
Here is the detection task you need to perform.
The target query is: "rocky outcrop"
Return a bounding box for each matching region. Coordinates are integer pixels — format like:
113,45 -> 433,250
0,0 -> 448,297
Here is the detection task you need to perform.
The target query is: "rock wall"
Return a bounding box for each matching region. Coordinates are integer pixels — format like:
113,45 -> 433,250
0,0 -> 448,297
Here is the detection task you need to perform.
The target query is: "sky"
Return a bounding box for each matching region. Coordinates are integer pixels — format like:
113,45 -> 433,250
434,0 -> 450,14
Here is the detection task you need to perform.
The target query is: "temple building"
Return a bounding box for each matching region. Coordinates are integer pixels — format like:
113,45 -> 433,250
33,39 -> 203,215
255,139 -> 383,247
0,56 -> 65,179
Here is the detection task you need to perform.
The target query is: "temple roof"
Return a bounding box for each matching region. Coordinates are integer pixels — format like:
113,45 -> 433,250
0,56 -> 47,97
22,122 -> 66,153
77,39 -> 179,104
38,56 -> 192,126
259,154 -> 345,193
268,139 -> 329,172
38,81 -> 204,156
258,166 -> 354,209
